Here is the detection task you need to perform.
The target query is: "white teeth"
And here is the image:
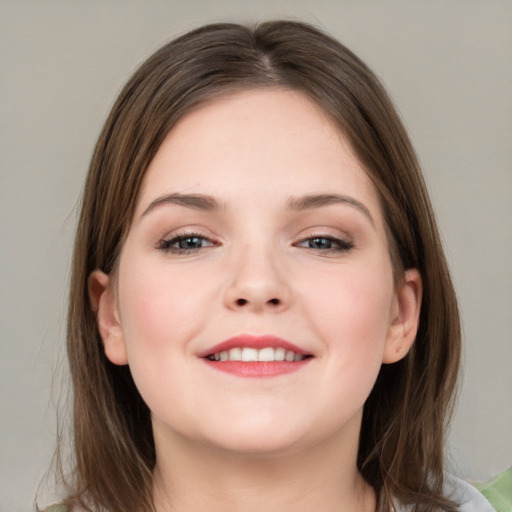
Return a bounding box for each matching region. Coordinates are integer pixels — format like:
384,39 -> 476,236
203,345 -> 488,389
209,347 -> 307,362
285,351 -> 295,362
258,347 -> 274,361
228,347 -> 242,361
274,347 -> 286,361
241,347 -> 258,361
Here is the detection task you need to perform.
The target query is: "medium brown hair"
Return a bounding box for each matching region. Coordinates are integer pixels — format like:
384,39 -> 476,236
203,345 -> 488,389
59,20 -> 461,512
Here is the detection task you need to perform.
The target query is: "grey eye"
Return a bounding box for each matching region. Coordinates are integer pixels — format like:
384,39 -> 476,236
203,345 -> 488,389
305,237 -> 334,249
296,236 -> 354,253
157,233 -> 217,253
177,236 -> 208,249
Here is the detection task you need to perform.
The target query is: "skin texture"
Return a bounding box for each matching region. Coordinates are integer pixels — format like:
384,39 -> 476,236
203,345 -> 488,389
90,89 -> 422,511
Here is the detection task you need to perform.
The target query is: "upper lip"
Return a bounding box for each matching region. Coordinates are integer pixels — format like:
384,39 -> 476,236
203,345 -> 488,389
197,334 -> 312,358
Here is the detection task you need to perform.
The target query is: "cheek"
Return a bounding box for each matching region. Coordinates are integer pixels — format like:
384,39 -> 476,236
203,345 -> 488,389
289,262 -> 395,432
302,262 -> 394,361
119,277 -> 175,351
115,261 -> 211,413
117,257 -> 213,357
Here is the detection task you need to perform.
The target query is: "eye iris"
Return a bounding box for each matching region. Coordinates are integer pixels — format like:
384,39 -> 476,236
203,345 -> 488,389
310,237 -> 332,249
179,236 -> 203,249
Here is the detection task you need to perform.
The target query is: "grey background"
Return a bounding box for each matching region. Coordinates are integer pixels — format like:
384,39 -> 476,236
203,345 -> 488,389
1,1 -> 511,510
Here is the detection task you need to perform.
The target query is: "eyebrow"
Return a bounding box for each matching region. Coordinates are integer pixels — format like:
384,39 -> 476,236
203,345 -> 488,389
141,193 -> 222,217
287,193 -> 374,225
141,192 -> 374,225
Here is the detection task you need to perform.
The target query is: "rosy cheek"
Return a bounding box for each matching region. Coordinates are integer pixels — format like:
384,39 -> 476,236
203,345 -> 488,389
119,263 -> 211,354
306,269 -> 392,348
119,272 -> 171,348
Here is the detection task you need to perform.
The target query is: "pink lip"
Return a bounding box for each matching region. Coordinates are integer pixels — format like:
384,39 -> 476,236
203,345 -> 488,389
198,334 -> 313,378
197,334 -> 310,358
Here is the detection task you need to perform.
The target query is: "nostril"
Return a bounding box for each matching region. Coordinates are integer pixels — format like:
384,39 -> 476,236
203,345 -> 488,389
235,298 -> 280,307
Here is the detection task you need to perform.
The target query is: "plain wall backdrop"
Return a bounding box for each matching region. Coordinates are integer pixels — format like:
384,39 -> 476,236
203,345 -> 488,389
1,1 -> 511,510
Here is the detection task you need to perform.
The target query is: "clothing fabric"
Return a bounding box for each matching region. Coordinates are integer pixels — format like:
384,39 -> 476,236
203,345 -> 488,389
394,475 -> 496,511
45,476 -> 496,512
476,467 -> 512,512
441,475 -> 496,511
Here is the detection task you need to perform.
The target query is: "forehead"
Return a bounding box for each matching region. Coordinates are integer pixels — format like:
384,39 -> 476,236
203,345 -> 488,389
136,88 -> 382,219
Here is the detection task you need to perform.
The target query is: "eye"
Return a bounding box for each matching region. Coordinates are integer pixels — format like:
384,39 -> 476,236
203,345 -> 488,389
157,233 -> 218,254
296,236 -> 353,253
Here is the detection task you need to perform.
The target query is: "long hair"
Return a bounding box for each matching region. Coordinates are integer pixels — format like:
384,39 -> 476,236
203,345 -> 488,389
60,20 -> 461,512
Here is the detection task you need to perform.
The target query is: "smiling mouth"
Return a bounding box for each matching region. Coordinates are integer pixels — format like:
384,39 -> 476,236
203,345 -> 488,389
199,334 -> 313,377
206,347 -> 311,362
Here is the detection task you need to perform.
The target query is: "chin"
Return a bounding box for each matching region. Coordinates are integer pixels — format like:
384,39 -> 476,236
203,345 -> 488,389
204,432 -> 304,458
195,412 -> 310,457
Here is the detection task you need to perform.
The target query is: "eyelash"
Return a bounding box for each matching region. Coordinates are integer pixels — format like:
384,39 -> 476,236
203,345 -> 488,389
156,232 -> 218,255
157,233 -> 353,255
295,235 -> 354,254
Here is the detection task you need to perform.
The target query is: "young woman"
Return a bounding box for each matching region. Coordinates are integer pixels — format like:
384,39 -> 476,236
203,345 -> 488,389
49,20 -> 494,512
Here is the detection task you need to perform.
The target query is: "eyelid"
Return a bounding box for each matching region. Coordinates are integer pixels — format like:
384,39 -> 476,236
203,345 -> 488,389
156,224 -> 222,245
293,231 -> 354,254
156,230 -> 220,254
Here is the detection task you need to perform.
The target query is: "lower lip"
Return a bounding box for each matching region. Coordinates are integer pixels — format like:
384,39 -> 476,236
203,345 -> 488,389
202,359 -> 312,378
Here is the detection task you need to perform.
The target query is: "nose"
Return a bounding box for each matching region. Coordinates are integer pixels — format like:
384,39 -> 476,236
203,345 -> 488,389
223,244 -> 291,313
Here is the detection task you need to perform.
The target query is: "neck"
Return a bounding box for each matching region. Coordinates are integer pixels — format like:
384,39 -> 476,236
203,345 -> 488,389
152,416 -> 376,512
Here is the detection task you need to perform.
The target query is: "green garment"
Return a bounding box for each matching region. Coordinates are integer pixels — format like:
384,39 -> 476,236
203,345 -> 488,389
476,467 -> 512,512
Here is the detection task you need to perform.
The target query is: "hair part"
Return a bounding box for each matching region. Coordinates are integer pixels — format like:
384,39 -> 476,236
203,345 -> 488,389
59,20 -> 461,512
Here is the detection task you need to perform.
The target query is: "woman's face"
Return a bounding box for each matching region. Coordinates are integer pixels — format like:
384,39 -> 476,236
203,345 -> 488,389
94,88 -> 420,456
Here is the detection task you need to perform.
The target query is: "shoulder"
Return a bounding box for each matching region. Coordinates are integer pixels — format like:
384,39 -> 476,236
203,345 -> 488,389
43,506 -> 69,512
475,467 -> 512,512
393,475 -> 496,511
443,475 -> 496,511
43,505 -> 86,512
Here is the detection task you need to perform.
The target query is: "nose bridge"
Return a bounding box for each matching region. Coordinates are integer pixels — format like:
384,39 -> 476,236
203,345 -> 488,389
224,237 -> 290,312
